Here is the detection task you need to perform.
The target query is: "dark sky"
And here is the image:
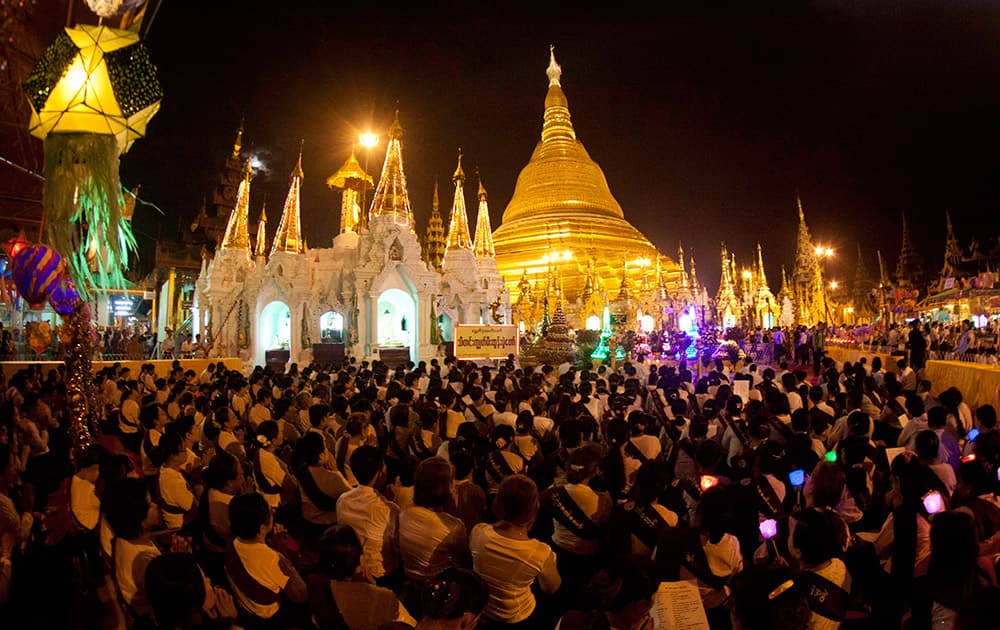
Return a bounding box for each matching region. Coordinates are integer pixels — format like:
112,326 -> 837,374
121,0 -> 1000,293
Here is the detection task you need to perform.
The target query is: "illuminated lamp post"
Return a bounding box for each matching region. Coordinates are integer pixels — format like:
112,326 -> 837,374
815,246 -> 834,325
358,131 -> 379,230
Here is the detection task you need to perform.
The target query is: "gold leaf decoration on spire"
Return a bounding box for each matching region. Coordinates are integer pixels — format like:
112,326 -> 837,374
271,141 -> 304,255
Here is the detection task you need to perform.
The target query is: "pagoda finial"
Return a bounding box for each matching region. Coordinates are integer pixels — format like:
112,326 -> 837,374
542,47 -> 576,144
292,139 -> 304,179
473,171 -> 495,258
797,192 -> 805,222
254,202 -> 268,257
271,147 -> 305,255
388,109 -> 403,140
370,110 -> 413,227
445,149 -> 472,252
547,44 -> 562,87
425,179 -> 446,270
453,148 -> 465,184
756,243 -> 768,287
232,119 -> 244,158
221,158 -> 253,253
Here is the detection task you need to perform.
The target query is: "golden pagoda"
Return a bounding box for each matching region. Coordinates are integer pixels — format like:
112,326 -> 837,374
492,47 -> 678,319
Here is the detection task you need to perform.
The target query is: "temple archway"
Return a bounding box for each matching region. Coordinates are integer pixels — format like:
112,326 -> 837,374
377,289 -> 415,349
320,311 -> 344,343
257,300 -> 291,365
438,312 -> 453,342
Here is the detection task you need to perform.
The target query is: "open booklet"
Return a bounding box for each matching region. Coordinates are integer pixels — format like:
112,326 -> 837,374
650,580 -> 710,630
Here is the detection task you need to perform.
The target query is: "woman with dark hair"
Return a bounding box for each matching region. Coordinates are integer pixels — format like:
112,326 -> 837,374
666,485 -> 743,627
306,524 -> 416,629
104,477 -> 163,617
611,459 -> 678,559
542,446 -> 611,601
928,511 -> 995,628
399,457 -> 469,584
470,475 -> 560,626
199,451 -> 243,555
792,507 -> 852,628
293,432 -> 350,530
252,420 -> 293,510
874,453 -> 937,627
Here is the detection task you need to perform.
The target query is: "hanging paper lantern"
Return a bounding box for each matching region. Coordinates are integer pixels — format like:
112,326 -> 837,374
23,24 -> 161,297
84,0 -> 148,18
49,279 -> 80,316
11,245 -> 67,308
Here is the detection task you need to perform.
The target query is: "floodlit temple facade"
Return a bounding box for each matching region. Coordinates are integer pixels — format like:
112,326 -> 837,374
198,111 -> 506,367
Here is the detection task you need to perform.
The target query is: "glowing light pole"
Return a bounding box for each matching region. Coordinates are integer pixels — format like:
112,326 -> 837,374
358,131 -> 379,230
815,246 -> 834,324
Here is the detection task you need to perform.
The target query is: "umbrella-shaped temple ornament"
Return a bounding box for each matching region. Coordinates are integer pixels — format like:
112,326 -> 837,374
23,23 -> 162,297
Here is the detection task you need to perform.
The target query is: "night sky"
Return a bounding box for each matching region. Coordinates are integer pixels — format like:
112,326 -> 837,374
121,1 -> 1000,292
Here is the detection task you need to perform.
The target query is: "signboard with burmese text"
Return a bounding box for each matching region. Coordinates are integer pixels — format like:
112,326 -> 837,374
454,324 -> 519,360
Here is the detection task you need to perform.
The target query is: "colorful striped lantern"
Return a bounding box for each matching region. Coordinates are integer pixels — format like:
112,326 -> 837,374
11,245 -> 67,308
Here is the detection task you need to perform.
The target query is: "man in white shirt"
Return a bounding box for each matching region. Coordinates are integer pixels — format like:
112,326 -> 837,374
336,446 -> 400,584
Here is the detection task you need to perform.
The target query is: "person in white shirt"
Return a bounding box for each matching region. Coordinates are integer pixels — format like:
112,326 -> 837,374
253,421 -> 293,509
335,446 -> 401,583
470,475 -> 560,625
398,457 -> 470,582
69,446 -> 102,532
118,385 -> 141,444
157,432 -> 195,529
530,397 -> 556,437
249,390 -> 273,430
225,492 -> 307,622
295,433 -> 351,527
103,478 -> 163,617
200,450 -> 243,553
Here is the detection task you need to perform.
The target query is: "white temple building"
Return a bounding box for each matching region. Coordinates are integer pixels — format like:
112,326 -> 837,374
197,112 -> 509,368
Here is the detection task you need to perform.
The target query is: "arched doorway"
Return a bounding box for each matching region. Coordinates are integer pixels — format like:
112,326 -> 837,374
320,311 -> 344,343
438,313 -> 453,342
377,289 -> 415,349
258,301 -> 291,365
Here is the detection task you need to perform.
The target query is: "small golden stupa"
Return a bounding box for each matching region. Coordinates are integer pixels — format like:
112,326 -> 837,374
493,47 -> 678,319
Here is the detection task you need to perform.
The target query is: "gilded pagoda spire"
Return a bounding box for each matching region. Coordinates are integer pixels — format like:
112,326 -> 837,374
678,242 -> 689,290
756,243 -> 768,288
425,179 -> 445,270
221,159 -> 252,253
445,149 -> 472,252
271,141 -> 305,255
254,202 -> 268,258
894,213 -> 922,287
232,119 -> 244,159
370,110 -> 413,228
473,174 -> 496,258
616,266 -> 631,302
327,145 -> 373,234
793,195 -> 824,325
689,253 -> 700,293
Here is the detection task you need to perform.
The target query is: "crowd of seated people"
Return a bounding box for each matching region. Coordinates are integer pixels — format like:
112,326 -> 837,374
0,352 -> 998,629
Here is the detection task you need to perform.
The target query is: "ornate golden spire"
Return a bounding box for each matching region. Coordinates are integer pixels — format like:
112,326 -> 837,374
678,241 -> 688,290
756,243 -> 768,288
425,179 -> 446,270
254,202 -> 268,257
690,252 -> 700,293
370,110 -> 412,227
221,159 -> 252,252
271,141 -> 305,255
473,172 -> 495,258
328,145 -> 373,234
445,149 -> 472,252
232,119 -> 244,159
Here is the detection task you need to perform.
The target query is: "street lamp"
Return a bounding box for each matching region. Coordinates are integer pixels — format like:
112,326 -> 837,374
358,131 -> 379,230
815,245 -> 835,324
